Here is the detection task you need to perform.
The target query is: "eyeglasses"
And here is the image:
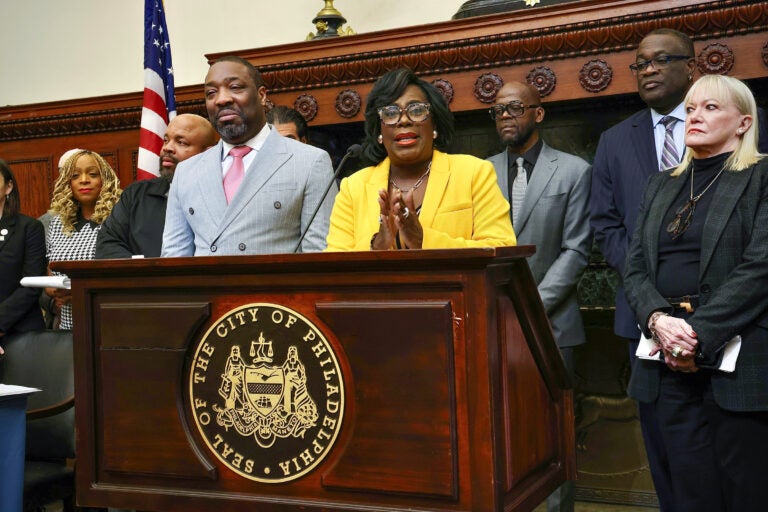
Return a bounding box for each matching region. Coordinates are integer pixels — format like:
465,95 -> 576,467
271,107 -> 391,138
377,103 -> 431,126
629,55 -> 691,74
488,102 -> 540,121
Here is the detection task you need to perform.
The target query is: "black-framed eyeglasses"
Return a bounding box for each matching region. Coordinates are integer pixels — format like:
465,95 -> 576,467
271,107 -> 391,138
377,103 -> 431,126
488,102 -> 540,121
629,55 -> 691,74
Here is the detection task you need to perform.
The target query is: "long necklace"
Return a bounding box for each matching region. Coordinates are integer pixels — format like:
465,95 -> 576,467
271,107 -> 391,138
666,165 -> 726,239
389,161 -> 432,194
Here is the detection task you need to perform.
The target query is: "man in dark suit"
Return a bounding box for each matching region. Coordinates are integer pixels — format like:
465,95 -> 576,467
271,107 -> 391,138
488,81 -> 592,512
162,56 -> 336,256
95,114 -> 217,259
589,28 -> 697,511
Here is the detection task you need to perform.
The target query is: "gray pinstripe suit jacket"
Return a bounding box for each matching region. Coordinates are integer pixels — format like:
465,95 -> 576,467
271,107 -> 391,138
625,158 -> 768,411
161,129 -> 336,256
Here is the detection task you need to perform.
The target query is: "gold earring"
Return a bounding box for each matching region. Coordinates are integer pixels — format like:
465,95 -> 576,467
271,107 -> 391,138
377,134 -> 383,144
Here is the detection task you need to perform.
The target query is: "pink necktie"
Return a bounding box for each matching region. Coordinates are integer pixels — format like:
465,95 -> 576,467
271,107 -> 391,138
223,145 -> 252,204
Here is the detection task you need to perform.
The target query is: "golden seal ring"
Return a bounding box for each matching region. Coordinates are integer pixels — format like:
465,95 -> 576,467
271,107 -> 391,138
671,345 -> 683,358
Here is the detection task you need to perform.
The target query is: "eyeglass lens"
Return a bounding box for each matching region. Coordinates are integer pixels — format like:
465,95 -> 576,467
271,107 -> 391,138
489,102 -> 532,120
379,103 -> 430,125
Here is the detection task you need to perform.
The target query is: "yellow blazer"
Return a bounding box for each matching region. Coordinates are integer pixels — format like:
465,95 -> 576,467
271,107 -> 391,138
326,150 -> 516,251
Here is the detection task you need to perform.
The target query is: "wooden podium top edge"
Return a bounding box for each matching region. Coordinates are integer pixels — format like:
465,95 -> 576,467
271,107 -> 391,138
53,245 -> 535,278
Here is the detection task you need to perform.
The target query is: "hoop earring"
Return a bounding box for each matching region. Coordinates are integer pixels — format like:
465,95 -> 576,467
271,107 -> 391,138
433,130 -> 438,139
377,134 -> 383,144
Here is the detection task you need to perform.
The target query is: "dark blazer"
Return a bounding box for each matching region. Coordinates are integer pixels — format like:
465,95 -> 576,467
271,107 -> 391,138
590,108 -> 658,339
96,177 -> 170,258
624,158 -> 768,412
0,213 -> 46,335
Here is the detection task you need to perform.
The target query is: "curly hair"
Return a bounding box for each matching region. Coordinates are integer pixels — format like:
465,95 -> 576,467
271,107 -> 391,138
362,68 -> 455,165
49,150 -> 121,235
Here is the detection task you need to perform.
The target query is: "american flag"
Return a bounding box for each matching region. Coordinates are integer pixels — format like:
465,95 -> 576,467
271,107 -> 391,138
137,0 -> 176,180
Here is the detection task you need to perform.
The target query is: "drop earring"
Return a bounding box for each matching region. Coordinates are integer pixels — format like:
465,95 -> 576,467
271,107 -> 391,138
433,130 -> 438,139
377,134 -> 383,144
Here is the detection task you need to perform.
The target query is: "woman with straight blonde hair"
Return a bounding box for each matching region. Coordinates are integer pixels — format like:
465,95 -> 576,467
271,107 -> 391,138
624,74 -> 767,511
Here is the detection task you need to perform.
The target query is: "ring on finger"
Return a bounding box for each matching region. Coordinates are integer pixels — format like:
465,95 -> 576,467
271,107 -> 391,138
671,345 -> 683,358
402,206 -> 410,219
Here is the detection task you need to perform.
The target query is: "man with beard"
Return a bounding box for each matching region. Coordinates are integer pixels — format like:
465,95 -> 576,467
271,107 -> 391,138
161,56 -> 337,256
487,80 -> 591,512
95,114 -> 217,258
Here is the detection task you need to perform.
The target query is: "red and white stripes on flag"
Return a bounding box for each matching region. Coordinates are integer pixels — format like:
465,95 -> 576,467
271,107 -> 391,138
138,0 -> 176,181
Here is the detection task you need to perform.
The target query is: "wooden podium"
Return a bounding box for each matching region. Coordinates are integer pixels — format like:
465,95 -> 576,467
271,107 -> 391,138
56,247 -> 574,512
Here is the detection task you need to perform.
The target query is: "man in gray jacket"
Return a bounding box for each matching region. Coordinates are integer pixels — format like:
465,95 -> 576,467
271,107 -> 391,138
487,80 -> 592,512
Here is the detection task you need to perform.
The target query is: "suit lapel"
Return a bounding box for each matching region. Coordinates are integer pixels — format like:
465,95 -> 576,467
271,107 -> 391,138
700,168 -> 752,278
491,151 -> 509,200
365,159 -> 390,233
515,143 -> 557,234
0,215 -> 17,254
631,110 -> 658,176
419,151 -> 450,230
196,141 -> 229,223
216,131 -> 290,237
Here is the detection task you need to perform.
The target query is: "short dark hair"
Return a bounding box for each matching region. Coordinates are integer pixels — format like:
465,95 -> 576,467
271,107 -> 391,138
0,159 -> 21,217
362,68 -> 455,164
643,28 -> 694,57
210,55 -> 264,88
266,105 -> 309,141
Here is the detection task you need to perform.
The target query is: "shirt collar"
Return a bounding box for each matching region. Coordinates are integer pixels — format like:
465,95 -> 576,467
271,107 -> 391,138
221,123 -> 271,161
651,102 -> 687,128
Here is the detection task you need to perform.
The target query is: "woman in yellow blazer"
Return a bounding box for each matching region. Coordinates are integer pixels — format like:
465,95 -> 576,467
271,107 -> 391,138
326,68 -> 516,251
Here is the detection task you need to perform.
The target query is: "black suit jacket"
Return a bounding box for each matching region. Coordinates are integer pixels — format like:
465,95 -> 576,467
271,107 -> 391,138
625,159 -> 768,412
95,177 -> 169,258
0,213 -> 46,334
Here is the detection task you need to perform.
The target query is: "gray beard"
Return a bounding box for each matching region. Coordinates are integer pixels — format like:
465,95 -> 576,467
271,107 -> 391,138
217,122 -> 249,143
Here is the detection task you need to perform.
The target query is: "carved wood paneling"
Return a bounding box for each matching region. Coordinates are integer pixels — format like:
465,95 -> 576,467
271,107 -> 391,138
1,0 -> 767,212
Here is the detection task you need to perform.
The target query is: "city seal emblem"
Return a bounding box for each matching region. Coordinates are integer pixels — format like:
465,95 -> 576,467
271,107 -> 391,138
189,303 -> 345,483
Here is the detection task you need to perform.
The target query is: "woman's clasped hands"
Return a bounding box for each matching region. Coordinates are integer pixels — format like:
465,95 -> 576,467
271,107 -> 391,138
372,188 -> 423,250
649,314 -> 699,372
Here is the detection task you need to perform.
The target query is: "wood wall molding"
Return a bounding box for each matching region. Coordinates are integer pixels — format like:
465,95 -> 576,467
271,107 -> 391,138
1,0 -> 767,217
1,0 -> 766,141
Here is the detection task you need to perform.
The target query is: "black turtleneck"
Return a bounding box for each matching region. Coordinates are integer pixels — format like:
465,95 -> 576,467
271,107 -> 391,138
655,152 -> 731,297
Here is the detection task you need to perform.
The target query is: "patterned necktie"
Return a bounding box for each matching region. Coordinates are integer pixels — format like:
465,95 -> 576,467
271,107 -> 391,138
660,116 -> 680,171
223,145 -> 252,204
511,157 -> 527,227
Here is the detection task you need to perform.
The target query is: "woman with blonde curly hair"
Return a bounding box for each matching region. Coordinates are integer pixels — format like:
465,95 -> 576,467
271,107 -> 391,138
46,150 -> 121,329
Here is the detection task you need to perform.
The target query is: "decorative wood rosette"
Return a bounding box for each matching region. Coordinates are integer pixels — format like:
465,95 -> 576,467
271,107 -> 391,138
294,94 -> 319,122
474,73 -> 503,103
697,43 -> 734,75
431,78 -> 454,104
579,60 -> 612,93
334,89 -> 361,118
526,66 -> 556,98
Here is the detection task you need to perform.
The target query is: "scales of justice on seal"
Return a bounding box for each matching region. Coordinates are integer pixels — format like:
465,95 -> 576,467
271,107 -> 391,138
56,247 -> 572,512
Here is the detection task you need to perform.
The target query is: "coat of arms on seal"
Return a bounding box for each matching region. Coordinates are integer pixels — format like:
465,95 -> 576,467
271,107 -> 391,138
189,303 -> 344,483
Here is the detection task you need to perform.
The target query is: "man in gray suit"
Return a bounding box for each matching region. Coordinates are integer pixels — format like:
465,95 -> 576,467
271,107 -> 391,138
162,56 -> 336,256
487,81 -> 591,512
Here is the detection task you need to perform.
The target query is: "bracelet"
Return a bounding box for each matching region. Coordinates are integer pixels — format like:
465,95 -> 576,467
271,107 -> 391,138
648,311 -> 669,343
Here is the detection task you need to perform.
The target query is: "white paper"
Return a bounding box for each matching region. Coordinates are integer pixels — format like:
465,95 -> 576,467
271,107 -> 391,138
0,384 -> 41,397
636,330 -> 741,373
20,275 -> 71,289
